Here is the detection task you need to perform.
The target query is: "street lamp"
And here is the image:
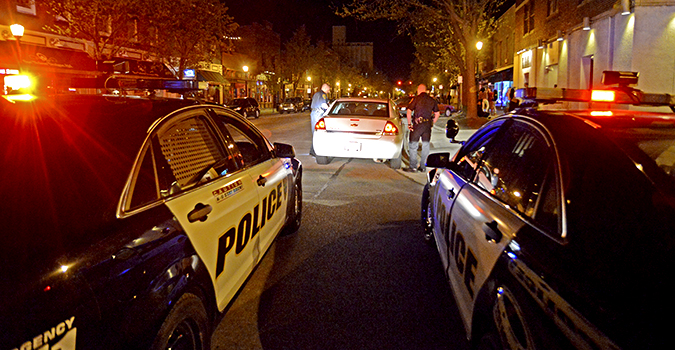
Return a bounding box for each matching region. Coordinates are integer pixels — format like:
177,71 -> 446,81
10,24 -> 24,69
242,65 -> 249,97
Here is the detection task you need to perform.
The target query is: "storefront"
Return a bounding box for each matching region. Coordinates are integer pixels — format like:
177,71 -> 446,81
481,66 -> 513,109
0,41 -> 97,94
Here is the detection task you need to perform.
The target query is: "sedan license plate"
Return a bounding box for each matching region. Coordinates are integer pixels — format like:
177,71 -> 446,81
345,141 -> 362,152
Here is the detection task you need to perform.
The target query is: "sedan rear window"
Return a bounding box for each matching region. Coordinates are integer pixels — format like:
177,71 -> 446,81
329,102 -> 389,116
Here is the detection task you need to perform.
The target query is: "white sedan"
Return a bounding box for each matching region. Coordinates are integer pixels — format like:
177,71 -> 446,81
312,98 -> 405,169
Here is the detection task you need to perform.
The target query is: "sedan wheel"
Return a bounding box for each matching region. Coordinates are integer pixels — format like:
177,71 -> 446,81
315,156 -> 331,165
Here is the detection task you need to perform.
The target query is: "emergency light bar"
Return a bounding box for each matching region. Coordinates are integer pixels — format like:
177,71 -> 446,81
514,71 -> 675,110
70,76 -> 202,91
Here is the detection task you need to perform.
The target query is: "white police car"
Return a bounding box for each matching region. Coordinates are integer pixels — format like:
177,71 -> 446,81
0,75 -> 302,350
422,71 -> 674,349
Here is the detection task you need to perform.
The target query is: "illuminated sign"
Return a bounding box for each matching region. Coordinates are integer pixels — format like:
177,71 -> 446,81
183,69 -> 196,79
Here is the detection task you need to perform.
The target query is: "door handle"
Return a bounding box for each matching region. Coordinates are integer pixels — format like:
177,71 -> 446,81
447,187 -> 456,199
257,175 -> 267,187
483,220 -> 503,243
188,203 -> 212,223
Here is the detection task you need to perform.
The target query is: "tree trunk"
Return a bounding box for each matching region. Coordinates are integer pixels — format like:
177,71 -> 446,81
464,49 -> 479,122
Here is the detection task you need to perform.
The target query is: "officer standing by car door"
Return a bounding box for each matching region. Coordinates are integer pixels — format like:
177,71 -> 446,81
406,84 -> 440,172
310,83 -> 331,156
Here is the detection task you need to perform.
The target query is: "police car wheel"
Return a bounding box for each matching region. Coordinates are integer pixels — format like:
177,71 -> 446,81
151,293 -> 209,350
488,285 -> 536,350
445,108 -> 452,117
242,111 -> 248,118
254,110 -> 260,118
421,184 -> 434,244
284,176 -> 303,234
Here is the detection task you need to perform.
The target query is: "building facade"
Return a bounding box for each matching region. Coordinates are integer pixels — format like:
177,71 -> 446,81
512,0 -> 675,101
332,26 -> 373,72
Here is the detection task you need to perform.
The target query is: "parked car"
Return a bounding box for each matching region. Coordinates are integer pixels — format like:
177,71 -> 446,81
227,97 -> 260,118
0,74 -> 302,350
278,97 -> 304,114
313,97 -> 405,169
422,71 -> 674,350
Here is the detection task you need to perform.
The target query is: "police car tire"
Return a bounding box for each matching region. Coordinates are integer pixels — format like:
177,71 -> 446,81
445,107 -> 452,117
283,176 -> 302,234
316,156 -> 331,165
151,293 -> 210,350
242,111 -> 248,118
254,110 -> 260,118
421,184 -> 434,244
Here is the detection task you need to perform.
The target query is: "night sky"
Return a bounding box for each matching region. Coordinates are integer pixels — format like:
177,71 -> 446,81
226,0 -> 415,82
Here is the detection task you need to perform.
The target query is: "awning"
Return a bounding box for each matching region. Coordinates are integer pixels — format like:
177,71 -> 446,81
196,70 -> 229,85
0,41 -> 97,74
483,66 -> 514,84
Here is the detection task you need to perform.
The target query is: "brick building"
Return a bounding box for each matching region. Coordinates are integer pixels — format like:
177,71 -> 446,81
512,0 -> 675,101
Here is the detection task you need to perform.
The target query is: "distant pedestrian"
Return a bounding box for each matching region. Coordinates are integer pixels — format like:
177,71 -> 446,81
310,83 -> 330,156
405,84 -> 440,173
507,87 -> 519,112
489,88 -> 497,116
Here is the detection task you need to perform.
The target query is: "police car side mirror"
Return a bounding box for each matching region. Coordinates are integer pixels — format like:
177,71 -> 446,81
426,152 -> 451,169
446,120 -> 460,142
274,142 -> 295,158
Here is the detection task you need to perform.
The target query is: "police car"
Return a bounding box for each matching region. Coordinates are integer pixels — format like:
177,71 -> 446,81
421,71 -> 674,349
0,74 -> 302,350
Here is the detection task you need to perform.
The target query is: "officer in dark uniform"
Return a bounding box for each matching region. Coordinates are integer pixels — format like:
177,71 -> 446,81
310,83 -> 330,156
405,84 -> 440,172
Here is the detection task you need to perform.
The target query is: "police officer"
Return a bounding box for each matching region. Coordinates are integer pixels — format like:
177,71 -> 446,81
405,84 -> 440,172
310,83 -> 330,156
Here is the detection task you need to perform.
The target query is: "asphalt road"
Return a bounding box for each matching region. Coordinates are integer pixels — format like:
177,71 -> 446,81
210,111 -> 476,349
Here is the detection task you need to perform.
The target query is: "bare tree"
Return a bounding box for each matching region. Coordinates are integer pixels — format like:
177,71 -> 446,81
340,0 -> 500,120
279,26 -> 315,97
42,0 -> 141,61
139,0 -> 237,79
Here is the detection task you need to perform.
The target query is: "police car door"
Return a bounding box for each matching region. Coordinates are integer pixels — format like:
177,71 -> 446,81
148,110 -> 260,311
211,111 -> 289,259
433,120 -> 506,328
450,120 -> 553,333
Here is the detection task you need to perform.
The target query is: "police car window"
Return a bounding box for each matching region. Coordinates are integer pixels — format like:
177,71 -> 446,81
152,115 -> 230,196
453,121 -> 505,181
477,123 -> 552,220
128,144 -> 159,210
213,114 -> 271,167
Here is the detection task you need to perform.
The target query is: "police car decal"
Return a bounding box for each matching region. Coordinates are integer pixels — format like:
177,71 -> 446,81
212,179 -> 243,203
215,179 -> 287,278
508,258 -> 620,350
12,317 -> 76,350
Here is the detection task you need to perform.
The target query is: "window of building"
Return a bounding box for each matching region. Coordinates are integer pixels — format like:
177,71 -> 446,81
547,0 -> 559,17
16,0 -> 36,15
524,2 -> 535,35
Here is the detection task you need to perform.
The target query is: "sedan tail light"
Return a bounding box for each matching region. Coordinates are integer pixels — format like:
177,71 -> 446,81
383,121 -> 399,136
315,118 -> 326,131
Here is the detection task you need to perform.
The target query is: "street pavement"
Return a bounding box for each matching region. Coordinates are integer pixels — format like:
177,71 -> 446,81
259,107 -> 488,185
